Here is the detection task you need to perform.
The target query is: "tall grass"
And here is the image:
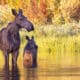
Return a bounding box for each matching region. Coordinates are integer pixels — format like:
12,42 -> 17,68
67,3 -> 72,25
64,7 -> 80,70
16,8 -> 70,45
18,23 -> 80,67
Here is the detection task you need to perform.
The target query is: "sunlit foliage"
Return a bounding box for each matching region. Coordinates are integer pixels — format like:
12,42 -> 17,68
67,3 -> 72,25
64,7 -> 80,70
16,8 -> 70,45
0,0 -> 80,25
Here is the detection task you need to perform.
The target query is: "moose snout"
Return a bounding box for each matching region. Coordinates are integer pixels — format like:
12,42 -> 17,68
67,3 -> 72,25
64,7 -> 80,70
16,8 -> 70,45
27,24 -> 34,32
31,25 -> 34,31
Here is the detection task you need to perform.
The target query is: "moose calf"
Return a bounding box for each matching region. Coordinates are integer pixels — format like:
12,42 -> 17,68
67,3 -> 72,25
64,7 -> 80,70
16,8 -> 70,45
23,36 -> 38,68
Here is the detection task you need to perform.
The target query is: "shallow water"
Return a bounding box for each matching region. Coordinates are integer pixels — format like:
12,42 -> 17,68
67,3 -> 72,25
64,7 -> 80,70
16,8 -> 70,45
0,52 -> 80,80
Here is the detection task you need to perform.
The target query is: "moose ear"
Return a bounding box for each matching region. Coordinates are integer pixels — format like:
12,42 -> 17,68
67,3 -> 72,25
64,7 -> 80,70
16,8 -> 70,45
32,36 -> 34,40
26,36 -> 30,40
36,45 -> 38,49
19,9 -> 23,15
12,9 -> 17,16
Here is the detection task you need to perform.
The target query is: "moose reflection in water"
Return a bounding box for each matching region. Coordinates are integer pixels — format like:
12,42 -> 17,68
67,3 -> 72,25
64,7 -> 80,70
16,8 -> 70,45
24,68 -> 38,80
23,36 -> 38,68
0,9 -> 34,67
1,64 -> 20,80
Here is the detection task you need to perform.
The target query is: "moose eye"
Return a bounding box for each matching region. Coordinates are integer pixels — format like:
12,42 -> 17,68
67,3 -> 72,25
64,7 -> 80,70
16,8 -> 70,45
20,18 -> 23,20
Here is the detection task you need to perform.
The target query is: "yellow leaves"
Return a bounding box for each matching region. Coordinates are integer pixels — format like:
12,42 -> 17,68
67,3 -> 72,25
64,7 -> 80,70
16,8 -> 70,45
0,0 -> 80,24
0,5 -> 13,24
46,0 -> 55,10
59,0 -> 80,23
60,0 -> 80,9
7,0 -> 21,9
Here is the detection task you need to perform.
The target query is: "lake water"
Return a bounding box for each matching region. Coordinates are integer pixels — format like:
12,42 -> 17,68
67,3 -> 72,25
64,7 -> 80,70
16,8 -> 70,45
0,52 -> 80,80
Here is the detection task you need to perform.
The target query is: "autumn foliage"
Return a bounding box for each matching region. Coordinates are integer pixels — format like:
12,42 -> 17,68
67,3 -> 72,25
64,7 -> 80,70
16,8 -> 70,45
0,0 -> 80,25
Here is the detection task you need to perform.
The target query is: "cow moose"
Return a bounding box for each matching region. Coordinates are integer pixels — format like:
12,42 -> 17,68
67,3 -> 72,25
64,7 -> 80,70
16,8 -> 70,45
0,9 -> 34,67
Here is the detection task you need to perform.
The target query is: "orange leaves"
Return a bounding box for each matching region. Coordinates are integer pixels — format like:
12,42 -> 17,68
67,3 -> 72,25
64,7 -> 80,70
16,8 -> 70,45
0,0 -> 6,5
26,0 -> 47,24
0,0 -> 49,24
39,0 -> 47,15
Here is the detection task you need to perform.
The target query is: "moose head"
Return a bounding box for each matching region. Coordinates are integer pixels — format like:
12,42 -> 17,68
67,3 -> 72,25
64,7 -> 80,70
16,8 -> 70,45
12,9 -> 34,32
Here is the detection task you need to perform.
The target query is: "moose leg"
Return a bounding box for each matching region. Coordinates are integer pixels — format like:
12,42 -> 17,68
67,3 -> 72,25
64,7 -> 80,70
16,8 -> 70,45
4,51 -> 9,67
32,54 -> 37,67
12,51 -> 19,67
3,64 -> 9,80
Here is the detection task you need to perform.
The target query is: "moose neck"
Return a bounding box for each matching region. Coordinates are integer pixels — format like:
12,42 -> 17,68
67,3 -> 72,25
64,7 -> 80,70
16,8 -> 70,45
14,20 -> 22,30
6,22 -> 20,43
7,21 -> 22,33
7,21 -> 20,42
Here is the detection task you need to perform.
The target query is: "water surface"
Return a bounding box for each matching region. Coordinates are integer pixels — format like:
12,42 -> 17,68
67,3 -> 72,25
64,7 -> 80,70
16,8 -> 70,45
0,52 -> 80,80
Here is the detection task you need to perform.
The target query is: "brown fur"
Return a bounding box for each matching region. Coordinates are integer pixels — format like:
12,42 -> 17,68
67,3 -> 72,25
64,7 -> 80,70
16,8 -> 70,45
23,50 -> 33,67
23,36 -> 38,68
0,9 -> 34,67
